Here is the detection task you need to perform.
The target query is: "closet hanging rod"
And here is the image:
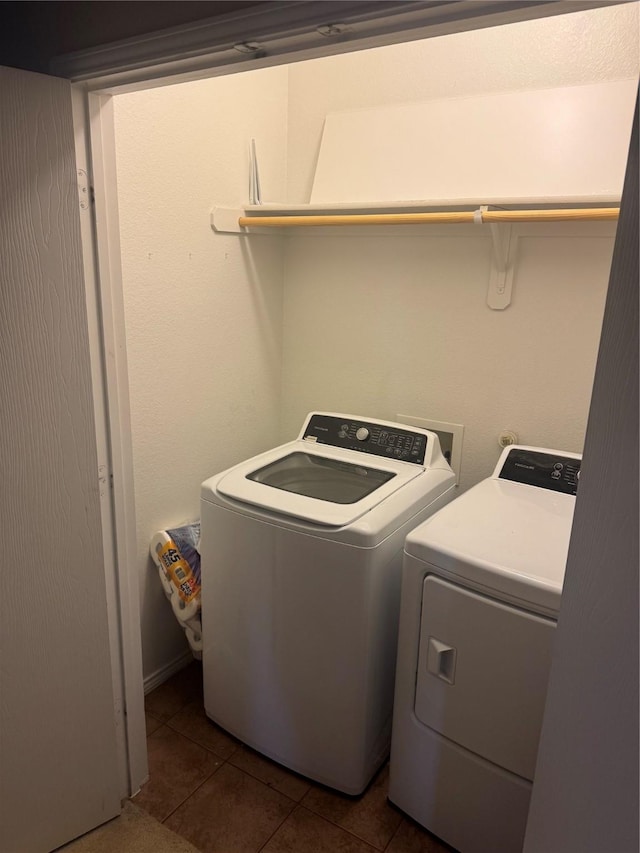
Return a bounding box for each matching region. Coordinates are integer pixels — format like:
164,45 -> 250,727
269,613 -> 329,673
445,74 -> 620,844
237,207 -> 620,228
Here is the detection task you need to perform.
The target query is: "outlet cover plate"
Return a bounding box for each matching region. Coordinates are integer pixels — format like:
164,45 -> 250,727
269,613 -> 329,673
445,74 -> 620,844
397,415 -> 464,483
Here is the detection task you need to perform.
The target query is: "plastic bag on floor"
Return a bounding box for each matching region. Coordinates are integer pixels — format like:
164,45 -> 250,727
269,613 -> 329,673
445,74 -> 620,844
150,521 -> 202,659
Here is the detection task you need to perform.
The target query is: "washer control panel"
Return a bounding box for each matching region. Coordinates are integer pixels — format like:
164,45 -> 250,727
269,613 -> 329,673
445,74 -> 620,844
499,448 -> 581,495
303,414 -> 427,464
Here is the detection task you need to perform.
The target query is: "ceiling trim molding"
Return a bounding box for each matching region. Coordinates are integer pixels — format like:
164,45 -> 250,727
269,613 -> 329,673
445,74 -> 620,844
52,0 -> 623,94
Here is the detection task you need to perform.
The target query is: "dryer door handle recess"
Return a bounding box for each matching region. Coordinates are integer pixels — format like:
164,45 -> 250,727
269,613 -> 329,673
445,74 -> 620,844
427,637 -> 457,684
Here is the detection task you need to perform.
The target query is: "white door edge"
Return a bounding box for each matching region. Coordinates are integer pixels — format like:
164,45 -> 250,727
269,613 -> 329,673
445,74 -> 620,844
73,85 -> 148,796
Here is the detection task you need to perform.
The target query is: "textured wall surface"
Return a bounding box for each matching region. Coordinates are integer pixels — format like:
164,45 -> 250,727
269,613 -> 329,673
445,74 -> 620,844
280,2 -> 638,486
281,223 -> 614,489
286,3 -> 640,202
114,66 -> 288,681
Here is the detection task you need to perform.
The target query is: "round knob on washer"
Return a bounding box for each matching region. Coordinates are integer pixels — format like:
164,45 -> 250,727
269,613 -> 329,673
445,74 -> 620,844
356,427 -> 370,441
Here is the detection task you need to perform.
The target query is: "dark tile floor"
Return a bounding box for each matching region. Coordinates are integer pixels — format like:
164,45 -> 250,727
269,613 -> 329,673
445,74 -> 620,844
136,661 -> 454,853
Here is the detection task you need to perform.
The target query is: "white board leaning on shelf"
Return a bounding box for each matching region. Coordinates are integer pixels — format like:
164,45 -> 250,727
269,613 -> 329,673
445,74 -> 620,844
310,79 -> 638,206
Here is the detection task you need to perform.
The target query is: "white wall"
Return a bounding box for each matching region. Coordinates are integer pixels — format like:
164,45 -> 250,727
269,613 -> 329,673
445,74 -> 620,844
114,67 -> 288,682
280,3 -> 638,487
285,4 -> 640,203
281,223 -> 614,488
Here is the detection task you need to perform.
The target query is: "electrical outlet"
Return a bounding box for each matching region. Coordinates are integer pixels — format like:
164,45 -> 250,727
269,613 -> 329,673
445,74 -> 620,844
397,415 -> 464,483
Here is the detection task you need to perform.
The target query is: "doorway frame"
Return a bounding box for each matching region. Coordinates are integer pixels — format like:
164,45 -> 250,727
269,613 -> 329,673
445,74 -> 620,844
67,0 -> 637,797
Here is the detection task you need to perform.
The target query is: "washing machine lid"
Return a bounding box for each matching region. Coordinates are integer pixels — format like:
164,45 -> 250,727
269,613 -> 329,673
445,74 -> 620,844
246,451 -> 396,503
405,446 -> 580,613
216,440 -> 427,527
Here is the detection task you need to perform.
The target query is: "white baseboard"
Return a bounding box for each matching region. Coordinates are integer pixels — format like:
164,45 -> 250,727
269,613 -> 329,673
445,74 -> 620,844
143,649 -> 195,695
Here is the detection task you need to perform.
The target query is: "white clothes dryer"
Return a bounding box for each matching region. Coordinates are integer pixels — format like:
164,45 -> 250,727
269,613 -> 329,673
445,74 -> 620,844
389,445 -> 581,852
200,412 -> 456,794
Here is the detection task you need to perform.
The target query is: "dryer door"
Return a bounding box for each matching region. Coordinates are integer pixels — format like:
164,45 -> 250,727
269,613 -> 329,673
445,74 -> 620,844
415,575 -> 556,780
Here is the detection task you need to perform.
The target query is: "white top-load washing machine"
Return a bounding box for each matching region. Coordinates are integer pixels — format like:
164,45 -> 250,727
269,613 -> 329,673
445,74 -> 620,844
389,445 -> 581,852
200,412 -> 456,794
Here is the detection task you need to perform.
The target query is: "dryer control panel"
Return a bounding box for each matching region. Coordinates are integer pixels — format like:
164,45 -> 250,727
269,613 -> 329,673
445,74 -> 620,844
499,448 -> 581,495
303,414 -> 427,465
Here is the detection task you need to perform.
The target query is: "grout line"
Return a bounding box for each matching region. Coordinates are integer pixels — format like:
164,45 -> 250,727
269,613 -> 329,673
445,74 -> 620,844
225,762 -> 299,808
145,709 -> 163,720
227,764 -> 304,802
300,806 -> 380,852
164,717 -> 241,762
226,752 -> 311,803
160,757 -> 227,825
382,815 -> 403,852
256,797 -> 299,852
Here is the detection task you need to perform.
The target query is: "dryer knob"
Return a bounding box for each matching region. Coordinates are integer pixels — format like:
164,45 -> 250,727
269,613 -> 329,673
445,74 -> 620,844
356,427 -> 370,441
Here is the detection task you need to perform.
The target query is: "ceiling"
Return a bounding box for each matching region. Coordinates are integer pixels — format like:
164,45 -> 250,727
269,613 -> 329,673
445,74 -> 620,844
0,1 -> 264,74
2,0 -> 630,85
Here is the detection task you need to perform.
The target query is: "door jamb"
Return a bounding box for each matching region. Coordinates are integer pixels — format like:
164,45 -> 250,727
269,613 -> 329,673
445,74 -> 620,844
73,86 -> 148,796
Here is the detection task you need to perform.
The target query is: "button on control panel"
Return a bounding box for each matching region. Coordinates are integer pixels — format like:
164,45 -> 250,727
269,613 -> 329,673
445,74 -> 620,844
499,448 -> 581,495
304,414 -> 427,464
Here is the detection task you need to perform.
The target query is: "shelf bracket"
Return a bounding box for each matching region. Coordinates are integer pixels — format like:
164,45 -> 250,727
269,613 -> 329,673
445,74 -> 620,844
211,207 -> 244,233
477,206 -> 517,310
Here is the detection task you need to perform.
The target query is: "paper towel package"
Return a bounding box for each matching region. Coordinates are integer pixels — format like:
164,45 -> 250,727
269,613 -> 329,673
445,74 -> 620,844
150,522 -> 202,659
